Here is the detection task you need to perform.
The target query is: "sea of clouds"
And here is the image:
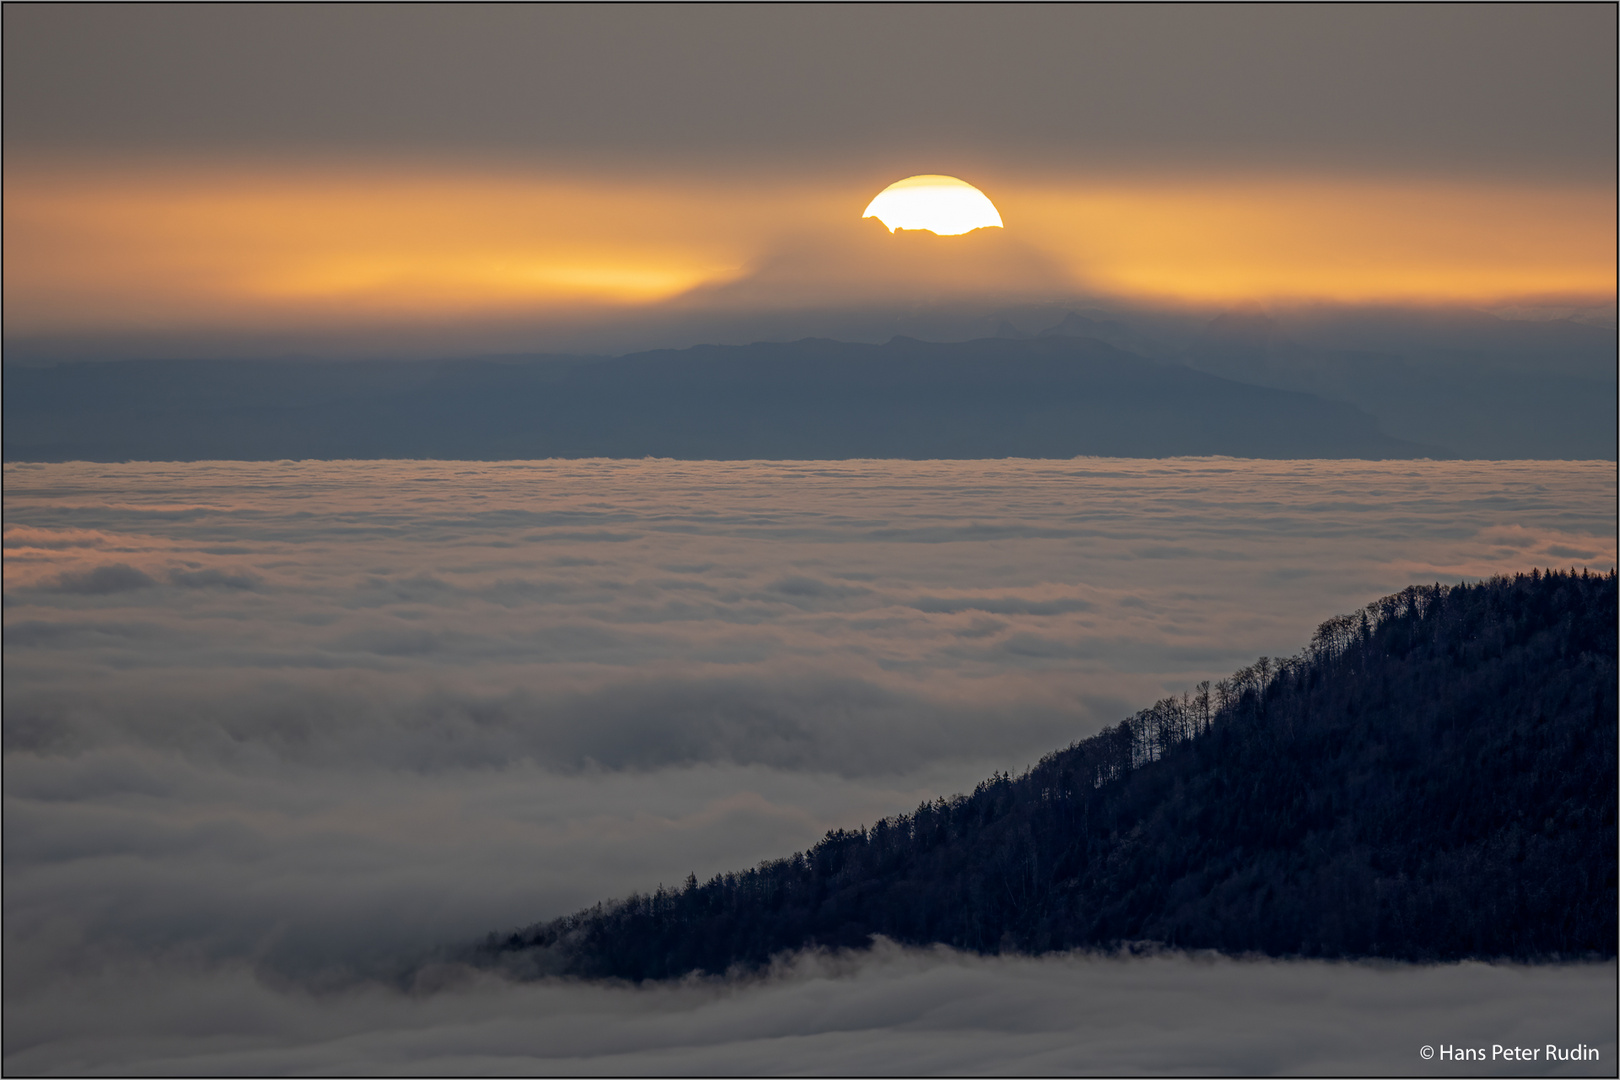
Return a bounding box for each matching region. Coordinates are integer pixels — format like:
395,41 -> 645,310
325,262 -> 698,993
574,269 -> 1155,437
4,457 -> 1615,1074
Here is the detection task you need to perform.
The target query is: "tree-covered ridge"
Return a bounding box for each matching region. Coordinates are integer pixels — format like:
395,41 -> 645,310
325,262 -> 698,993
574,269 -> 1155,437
482,570 -> 1617,980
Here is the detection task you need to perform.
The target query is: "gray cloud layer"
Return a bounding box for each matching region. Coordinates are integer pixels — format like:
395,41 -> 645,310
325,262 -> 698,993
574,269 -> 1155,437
5,7 -> 1614,177
4,458 -> 1615,1071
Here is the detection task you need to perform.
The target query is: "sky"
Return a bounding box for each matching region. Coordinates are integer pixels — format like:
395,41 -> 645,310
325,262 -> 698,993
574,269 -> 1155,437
4,6 -> 1615,355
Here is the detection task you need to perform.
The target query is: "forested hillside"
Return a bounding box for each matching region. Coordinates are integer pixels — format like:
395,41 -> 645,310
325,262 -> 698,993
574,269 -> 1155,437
480,570 -> 1617,979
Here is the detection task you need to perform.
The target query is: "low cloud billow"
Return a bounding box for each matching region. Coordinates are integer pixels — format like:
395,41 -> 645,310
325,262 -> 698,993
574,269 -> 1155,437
6,945 -> 1614,1076
4,458 -> 1615,1073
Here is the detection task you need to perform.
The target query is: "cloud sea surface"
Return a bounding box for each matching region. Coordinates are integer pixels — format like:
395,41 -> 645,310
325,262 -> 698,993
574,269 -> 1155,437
4,457 -> 1616,1075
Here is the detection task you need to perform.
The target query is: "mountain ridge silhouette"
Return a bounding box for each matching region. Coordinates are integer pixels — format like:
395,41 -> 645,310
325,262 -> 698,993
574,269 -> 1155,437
3,334 -> 1431,461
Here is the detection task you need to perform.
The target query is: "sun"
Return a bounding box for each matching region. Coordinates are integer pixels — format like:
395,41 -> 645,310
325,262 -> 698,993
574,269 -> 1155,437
861,175 -> 1004,236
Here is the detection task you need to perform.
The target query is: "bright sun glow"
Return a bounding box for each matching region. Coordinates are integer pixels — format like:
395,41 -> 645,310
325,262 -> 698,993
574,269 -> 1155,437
862,175 -> 1004,236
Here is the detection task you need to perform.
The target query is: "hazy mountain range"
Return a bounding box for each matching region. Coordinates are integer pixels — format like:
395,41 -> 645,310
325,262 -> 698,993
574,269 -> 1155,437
7,306 -> 1611,462
1176,310 -> 1616,460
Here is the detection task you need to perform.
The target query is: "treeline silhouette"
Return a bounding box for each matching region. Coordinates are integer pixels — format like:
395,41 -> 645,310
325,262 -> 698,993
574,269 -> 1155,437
480,570 -> 1617,979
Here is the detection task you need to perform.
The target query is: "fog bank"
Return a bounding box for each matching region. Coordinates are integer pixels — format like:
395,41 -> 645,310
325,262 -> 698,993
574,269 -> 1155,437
7,945 -> 1614,1076
5,458 -> 1614,1071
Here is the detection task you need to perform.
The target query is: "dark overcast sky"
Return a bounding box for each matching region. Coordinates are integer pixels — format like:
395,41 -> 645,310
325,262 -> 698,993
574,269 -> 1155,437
5,5 -> 1614,178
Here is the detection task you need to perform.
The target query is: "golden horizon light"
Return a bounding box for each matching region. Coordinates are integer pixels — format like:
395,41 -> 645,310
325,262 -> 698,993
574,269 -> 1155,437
2,163 -> 1613,340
